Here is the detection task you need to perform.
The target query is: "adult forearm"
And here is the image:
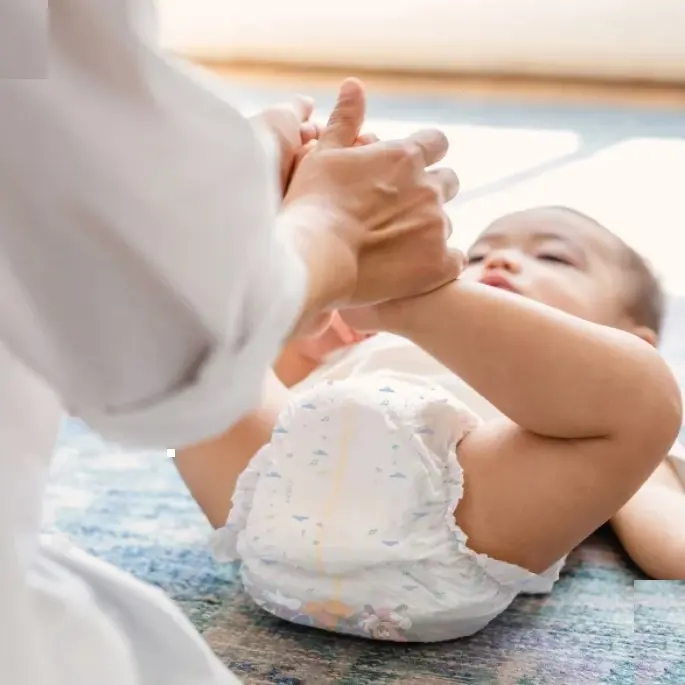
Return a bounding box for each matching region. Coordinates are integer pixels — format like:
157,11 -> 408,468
387,281 -> 676,440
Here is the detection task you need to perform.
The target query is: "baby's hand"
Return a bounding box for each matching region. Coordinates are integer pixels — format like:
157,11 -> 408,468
251,97 -> 322,194
293,310 -> 374,363
339,305 -> 387,334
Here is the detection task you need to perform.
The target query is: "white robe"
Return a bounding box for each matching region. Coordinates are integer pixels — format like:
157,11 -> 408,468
0,2 -> 307,683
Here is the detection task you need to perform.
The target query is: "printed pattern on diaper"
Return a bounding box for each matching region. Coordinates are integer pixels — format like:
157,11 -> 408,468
213,376 -> 562,642
254,590 -> 413,641
233,378 -> 478,577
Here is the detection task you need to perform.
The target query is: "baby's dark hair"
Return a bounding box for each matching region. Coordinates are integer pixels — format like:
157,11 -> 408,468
550,206 -> 666,338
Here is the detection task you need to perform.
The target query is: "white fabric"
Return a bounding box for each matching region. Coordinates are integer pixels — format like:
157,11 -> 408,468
298,333 -> 685,481
213,376 -> 566,642
1,2 -> 307,684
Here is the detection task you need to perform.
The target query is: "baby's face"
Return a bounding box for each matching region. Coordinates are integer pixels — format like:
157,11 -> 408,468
460,208 -> 628,327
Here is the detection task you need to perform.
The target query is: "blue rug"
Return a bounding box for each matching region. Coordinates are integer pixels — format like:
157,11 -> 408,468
44,425 -> 685,684
45,79 -> 685,684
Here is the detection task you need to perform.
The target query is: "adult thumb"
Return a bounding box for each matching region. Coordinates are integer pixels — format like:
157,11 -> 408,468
319,78 -> 366,149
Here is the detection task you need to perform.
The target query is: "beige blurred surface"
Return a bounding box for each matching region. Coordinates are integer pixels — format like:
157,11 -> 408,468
160,1 -> 685,83
205,63 -> 685,108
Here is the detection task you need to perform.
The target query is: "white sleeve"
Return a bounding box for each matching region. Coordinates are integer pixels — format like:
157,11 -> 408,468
0,1 -> 307,448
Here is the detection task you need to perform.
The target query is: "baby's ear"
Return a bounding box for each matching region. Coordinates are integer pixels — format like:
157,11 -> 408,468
632,325 -> 659,348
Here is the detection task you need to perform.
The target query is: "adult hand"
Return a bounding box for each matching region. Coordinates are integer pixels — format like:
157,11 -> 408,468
282,78 -> 463,330
251,97 -> 321,194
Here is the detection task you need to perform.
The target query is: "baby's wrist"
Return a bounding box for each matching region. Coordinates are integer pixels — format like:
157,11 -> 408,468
378,295 -> 425,336
380,281 -> 461,336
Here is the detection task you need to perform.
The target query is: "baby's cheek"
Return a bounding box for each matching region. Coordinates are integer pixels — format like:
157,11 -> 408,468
539,280 -> 601,321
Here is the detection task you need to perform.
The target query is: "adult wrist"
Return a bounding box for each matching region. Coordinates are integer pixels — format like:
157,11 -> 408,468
277,202 -> 358,337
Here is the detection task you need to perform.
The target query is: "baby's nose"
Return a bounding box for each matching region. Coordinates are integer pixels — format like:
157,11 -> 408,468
483,249 -> 522,273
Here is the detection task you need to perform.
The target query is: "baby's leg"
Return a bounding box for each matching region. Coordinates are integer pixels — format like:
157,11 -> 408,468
453,417 -> 676,575
611,459 -> 685,579
175,371 -> 289,528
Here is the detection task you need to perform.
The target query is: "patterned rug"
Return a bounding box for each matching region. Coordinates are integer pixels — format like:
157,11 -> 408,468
44,429 -> 685,685
44,81 -> 685,684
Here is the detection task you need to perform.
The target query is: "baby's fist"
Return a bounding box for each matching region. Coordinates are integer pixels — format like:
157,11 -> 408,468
338,305 -> 386,333
295,311 -> 373,363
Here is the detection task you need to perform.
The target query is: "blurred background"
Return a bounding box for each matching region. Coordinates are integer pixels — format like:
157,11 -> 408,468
159,1 -> 685,83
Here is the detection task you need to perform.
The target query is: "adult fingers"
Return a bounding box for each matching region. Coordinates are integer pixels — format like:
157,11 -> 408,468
428,167 -> 460,203
445,247 -> 465,278
318,78 -> 366,150
300,121 -> 324,145
355,132 -> 380,146
405,129 -> 450,167
443,213 -> 454,240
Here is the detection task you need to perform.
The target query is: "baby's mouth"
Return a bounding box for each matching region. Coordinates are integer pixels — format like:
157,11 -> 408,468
479,274 -> 520,293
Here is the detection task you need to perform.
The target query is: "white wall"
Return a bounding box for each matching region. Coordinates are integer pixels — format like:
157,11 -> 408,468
158,0 -> 685,82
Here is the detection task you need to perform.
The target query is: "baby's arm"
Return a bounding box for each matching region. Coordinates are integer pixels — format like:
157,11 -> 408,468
274,344 -> 321,387
174,370 -> 289,528
357,281 -> 682,573
611,457 -> 685,579
275,311 -> 371,387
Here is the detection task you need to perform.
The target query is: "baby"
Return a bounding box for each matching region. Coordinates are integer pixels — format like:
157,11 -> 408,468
176,206 -> 684,643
